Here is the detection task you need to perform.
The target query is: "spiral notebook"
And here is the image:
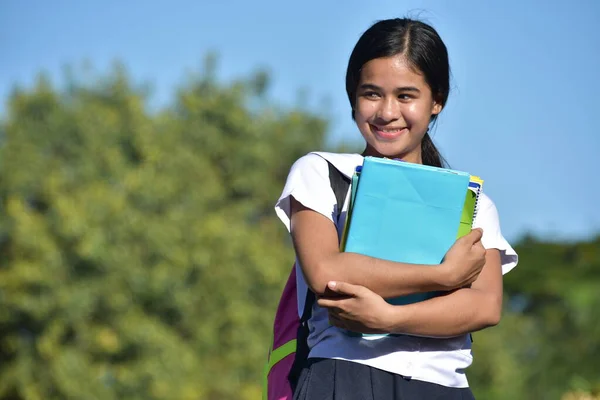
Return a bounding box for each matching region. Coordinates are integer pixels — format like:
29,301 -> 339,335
458,176 -> 484,238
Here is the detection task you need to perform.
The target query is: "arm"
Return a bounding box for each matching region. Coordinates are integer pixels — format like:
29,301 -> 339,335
291,197 -> 485,297
387,248 -> 503,337
319,248 -> 503,337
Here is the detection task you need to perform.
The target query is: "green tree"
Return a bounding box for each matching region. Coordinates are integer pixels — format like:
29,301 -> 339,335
469,235 -> 600,400
0,60 -> 331,399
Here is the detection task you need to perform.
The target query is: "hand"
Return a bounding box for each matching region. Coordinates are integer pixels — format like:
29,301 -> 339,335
317,281 -> 393,334
439,228 -> 487,289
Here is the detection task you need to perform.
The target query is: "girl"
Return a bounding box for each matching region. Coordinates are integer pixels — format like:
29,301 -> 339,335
275,18 -> 518,399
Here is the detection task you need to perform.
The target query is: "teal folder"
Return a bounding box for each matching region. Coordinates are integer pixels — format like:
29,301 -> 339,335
343,157 -> 471,306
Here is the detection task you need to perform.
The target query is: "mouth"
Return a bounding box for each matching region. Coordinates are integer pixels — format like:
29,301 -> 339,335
369,124 -> 408,140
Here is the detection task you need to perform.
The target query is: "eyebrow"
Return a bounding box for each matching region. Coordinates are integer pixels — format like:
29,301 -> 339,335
359,83 -> 421,93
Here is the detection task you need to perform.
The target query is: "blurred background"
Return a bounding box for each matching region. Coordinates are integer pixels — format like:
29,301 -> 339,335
1,0 -> 599,399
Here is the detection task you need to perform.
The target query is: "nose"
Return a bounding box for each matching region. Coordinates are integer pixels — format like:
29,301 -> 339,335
376,97 -> 400,122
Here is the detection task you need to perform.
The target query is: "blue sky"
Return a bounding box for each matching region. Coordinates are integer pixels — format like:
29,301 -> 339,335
2,0 -> 599,242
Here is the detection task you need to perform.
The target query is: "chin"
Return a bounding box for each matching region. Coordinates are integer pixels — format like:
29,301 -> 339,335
365,140 -> 422,162
372,144 -> 410,158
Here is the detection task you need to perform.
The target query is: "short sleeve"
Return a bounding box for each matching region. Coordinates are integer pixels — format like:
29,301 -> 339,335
472,193 -> 518,274
275,153 -> 337,232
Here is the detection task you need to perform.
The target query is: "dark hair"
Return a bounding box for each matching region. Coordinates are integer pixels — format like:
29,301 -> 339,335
346,18 -> 449,167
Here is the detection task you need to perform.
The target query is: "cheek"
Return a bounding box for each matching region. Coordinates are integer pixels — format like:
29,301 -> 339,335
355,100 -> 377,122
404,103 -> 433,125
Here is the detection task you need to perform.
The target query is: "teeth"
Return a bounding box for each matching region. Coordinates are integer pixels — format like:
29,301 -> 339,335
370,125 -> 405,134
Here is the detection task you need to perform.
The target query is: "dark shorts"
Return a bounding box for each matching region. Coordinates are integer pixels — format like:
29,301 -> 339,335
293,358 -> 475,400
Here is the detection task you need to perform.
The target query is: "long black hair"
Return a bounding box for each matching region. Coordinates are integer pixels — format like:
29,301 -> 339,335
346,18 -> 450,167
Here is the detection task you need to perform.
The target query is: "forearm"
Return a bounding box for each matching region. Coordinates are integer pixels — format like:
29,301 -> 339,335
311,252 -> 446,298
290,198 -> 461,299
387,287 -> 502,338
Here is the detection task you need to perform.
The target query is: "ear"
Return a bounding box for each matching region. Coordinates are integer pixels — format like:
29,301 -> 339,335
432,100 -> 443,116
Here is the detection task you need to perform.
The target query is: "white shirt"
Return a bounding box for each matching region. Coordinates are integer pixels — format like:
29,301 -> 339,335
275,152 -> 518,388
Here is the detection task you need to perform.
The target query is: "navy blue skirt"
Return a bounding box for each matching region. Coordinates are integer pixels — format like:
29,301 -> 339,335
293,358 -> 475,400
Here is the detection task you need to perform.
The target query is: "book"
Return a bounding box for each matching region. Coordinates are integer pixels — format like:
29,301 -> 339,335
457,176 -> 484,238
341,157 -> 483,306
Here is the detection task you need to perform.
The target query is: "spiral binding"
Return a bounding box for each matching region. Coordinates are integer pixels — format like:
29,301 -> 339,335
468,176 -> 484,225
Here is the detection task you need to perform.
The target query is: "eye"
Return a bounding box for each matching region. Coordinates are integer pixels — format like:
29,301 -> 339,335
362,91 -> 380,99
398,94 -> 413,101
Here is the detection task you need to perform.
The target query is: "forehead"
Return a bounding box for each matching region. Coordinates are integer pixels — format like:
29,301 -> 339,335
359,55 -> 428,87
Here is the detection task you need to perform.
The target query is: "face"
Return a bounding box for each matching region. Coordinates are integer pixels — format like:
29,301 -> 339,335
354,54 -> 442,163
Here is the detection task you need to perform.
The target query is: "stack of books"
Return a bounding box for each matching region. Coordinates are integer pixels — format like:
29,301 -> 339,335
340,157 -> 484,308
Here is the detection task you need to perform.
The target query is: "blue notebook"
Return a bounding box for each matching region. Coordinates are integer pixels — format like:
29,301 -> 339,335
343,157 -> 471,306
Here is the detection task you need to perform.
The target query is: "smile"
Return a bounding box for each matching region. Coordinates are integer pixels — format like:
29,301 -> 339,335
370,124 -> 407,140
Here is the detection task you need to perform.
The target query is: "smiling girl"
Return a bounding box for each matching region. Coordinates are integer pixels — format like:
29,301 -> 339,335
275,18 -> 518,399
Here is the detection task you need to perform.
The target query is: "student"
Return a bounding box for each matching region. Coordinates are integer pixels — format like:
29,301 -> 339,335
275,18 -> 518,400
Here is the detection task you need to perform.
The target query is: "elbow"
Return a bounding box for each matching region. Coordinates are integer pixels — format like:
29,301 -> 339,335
482,294 -> 503,328
303,258 -> 338,296
485,308 -> 502,328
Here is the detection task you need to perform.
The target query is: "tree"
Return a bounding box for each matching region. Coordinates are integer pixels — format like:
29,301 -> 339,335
0,60 -> 331,399
469,235 -> 600,400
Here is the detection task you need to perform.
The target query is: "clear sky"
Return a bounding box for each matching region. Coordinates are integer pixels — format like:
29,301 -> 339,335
2,0 -> 599,242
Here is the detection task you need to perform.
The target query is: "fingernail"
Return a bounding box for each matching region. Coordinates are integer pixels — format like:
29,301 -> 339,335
328,281 -> 337,289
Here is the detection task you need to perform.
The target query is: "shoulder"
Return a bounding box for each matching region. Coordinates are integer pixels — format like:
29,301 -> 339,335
288,152 -> 330,177
275,153 -> 342,232
309,152 -> 364,178
289,152 -> 363,175
275,152 -> 362,232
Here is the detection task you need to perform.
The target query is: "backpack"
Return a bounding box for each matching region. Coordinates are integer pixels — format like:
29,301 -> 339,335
263,160 -> 350,400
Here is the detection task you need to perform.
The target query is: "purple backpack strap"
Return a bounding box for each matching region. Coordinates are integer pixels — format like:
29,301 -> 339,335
265,159 -> 350,400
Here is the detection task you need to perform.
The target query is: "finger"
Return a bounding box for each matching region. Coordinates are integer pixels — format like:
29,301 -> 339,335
473,241 -> 485,250
467,228 -> 483,243
328,309 -> 343,321
328,307 -> 344,315
323,285 -> 347,298
326,281 -> 363,297
318,297 -> 346,310
471,241 -> 486,258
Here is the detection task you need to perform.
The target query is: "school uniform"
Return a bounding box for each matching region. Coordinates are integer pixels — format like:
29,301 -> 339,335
275,152 -> 518,399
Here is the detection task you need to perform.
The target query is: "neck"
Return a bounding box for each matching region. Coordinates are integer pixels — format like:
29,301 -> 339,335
362,145 -> 423,164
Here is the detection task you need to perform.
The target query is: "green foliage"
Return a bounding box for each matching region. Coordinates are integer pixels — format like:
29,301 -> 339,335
0,64 -> 328,399
470,235 -> 600,400
1,61 -> 598,400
